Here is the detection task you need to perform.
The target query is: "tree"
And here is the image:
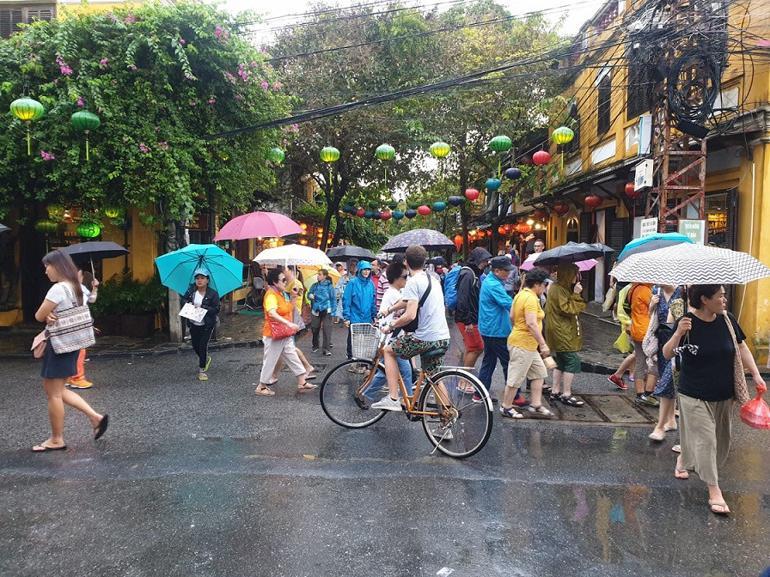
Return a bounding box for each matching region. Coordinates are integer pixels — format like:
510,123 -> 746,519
0,2 -> 291,231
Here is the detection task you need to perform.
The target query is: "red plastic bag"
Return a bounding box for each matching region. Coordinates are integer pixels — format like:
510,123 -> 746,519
740,388 -> 770,430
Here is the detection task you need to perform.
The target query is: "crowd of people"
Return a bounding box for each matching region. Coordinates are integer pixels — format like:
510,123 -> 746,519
31,237 -> 767,515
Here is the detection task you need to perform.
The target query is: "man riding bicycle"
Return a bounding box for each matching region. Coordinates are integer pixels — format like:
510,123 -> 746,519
371,245 -> 450,412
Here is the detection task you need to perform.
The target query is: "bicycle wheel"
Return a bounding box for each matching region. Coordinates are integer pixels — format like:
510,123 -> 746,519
320,358 -> 388,429
418,368 -> 493,458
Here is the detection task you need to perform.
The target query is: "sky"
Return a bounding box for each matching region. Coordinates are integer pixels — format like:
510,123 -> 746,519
218,0 -> 608,42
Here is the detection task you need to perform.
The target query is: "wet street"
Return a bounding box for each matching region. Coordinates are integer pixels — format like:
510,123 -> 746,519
2,331 -> 769,577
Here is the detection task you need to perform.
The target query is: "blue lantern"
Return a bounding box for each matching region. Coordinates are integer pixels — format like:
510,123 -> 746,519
432,201 -> 446,212
486,178 -> 502,191
504,167 -> 522,180
447,195 -> 465,207
405,209 -> 417,219
392,210 -> 405,220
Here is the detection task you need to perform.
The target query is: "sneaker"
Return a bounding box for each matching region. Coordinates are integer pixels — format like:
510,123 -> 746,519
525,405 -> 555,418
312,347 -> 319,353
636,393 -> 659,407
370,396 -> 402,412
323,351 -> 332,356
513,396 -> 530,408
607,374 -> 627,390
648,429 -> 665,441
66,379 -> 93,390
204,355 -> 212,372
500,406 -> 523,419
198,371 -> 209,381
628,373 -> 635,383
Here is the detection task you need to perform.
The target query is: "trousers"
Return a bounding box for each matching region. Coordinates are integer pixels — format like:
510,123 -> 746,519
311,310 -> 332,352
479,336 -> 509,395
189,324 -> 214,369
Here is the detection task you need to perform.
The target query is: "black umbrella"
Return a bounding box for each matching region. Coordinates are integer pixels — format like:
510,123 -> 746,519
533,242 -> 614,266
0,223 -> 9,233
326,245 -> 376,261
60,241 -> 129,274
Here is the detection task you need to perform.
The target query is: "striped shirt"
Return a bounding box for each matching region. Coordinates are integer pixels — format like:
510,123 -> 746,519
375,271 -> 390,310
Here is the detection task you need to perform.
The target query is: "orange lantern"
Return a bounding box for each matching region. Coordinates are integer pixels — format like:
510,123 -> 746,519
453,234 -> 463,251
518,223 -> 532,234
497,225 -> 507,235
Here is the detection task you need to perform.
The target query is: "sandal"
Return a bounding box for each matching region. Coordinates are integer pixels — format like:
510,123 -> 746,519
548,392 -> 561,403
559,394 -> 584,407
93,414 -> 109,440
297,383 -> 318,392
255,385 -> 275,396
525,405 -> 555,418
674,467 -> 689,480
708,500 -> 730,516
32,443 -> 67,452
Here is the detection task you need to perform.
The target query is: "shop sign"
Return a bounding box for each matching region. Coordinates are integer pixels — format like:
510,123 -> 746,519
679,219 -> 706,245
639,217 -> 658,238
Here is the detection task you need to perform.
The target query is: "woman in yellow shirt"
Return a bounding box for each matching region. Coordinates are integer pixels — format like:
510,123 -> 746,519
502,268 -> 554,419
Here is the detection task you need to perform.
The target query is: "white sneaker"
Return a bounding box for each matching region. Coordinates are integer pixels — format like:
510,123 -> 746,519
370,396 -> 402,412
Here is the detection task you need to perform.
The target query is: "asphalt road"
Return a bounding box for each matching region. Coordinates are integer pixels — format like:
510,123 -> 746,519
2,331 -> 769,577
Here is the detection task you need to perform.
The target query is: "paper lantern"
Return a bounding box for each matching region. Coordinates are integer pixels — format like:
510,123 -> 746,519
268,147 -> 285,164
380,210 -> 392,220
104,207 -> 121,219
375,143 -> 395,161
417,205 -> 431,216
370,211 -> 381,220
356,208 -> 365,217
497,225 -> 507,235
34,219 -> 59,233
47,204 -> 65,220
486,178 -> 501,192
429,141 -> 451,159
464,188 -> 480,201
448,195 -> 464,207
553,201 -> 570,216
625,182 -> 641,199
532,150 -> 551,166
551,126 -> 575,146
76,221 -> 101,238
343,203 -> 356,214
432,201 -> 446,212
517,223 -> 532,234
489,135 -> 512,153
504,167 -> 522,180
11,97 -> 45,155
71,111 -> 101,162
364,210 -> 375,219
320,146 -> 340,163
392,210 -> 404,220
405,209 -> 417,219
453,234 -> 463,251
584,194 -> 602,209
387,200 -> 398,210
367,201 -> 379,210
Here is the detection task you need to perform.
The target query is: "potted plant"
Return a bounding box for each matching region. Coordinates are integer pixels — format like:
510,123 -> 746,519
91,275 -> 167,338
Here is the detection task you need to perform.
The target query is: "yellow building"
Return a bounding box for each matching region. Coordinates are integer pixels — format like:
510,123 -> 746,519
514,0 -> 770,363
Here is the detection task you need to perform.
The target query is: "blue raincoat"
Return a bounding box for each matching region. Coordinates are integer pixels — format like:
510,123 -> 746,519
308,278 -> 335,313
342,261 -> 377,323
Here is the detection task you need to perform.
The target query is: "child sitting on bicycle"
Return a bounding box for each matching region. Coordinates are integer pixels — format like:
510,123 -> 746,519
372,245 -> 451,412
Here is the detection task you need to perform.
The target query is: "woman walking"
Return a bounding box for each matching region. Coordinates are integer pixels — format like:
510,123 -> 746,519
255,267 -> 315,397
33,250 -> 108,452
308,269 -> 335,356
662,284 -> 766,515
182,269 -> 220,381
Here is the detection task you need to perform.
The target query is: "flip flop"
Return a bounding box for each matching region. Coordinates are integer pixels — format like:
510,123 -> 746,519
32,444 -> 67,452
297,383 -> 318,393
674,467 -> 689,480
255,386 -> 276,396
94,414 -> 109,440
708,500 -> 730,515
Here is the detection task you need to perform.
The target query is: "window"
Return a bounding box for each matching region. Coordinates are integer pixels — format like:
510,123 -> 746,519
0,6 -> 55,38
0,9 -> 23,37
627,63 -> 653,119
597,70 -> 612,135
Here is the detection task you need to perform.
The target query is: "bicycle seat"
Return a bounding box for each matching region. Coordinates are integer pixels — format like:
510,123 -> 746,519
422,346 -> 448,360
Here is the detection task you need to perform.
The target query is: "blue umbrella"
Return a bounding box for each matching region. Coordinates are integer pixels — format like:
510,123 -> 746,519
616,233 -> 694,262
155,244 -> 244,297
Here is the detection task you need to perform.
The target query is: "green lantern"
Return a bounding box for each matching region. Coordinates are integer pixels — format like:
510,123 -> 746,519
429,141 -> 450,159
104,207 -> 121,219
35,219 -> 59,233
10,97 -> 45,155
320,146 -> 340,163
552,126 -> 575,145
488,135 -> 512,153
71,111 -> 101,161
387,200 -> 398,210
268,146 -> 285,164
375,144 -> 395,162
76,221 -> 101,238
432,201 -> 447,212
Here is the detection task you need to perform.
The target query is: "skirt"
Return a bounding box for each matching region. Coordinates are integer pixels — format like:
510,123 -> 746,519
40,343 -> 79,379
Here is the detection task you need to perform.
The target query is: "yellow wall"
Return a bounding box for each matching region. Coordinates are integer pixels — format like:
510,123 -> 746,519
57,1 -> 141,18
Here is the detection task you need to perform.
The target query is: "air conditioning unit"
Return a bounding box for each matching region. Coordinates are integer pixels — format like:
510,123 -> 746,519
634,159 -> 654,191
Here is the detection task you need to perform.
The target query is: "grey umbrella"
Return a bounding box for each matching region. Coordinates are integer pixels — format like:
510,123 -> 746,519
326,245 -> 376,261
381,229 -> 454,253
533,242 -> 614,266
0,223 -> 9,233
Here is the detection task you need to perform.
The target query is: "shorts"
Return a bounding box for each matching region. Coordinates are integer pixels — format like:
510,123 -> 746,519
506,346 -> 548,388
456,322 -> 484,353
633,340 -> 659,382
391,333 -> 450,374
554,351 -> 581,374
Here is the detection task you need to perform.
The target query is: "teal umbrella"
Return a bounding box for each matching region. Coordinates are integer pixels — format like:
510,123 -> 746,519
616,232 -> 694,262
155,244 -> 244,297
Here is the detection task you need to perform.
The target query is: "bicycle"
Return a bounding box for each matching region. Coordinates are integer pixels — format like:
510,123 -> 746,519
319,323 -> 494,459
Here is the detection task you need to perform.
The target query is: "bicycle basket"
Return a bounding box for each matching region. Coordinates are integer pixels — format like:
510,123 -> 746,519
350,323 -> 379,359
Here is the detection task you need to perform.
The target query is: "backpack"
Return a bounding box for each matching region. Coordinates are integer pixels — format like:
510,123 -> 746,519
443,265 -> 462,311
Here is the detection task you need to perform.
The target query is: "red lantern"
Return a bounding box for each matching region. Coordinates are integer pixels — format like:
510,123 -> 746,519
380,210 -> 392,220
497,226 -> 506,236
518,223 -> 532,234
553,201 -> 569,216
504,223 -> 513,234
453,234 -> 463,251
624,182 -> 640,199
584,194 -> 602,210
464,188 -> 480,201
356,208 -> 365,217
533,208 -> 548,220
532,150 -> 551,166
417,205 -> 431,216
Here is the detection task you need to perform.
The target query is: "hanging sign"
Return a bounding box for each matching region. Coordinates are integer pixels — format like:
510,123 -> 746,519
639,217 -> 658,238
679,219 -> 706,245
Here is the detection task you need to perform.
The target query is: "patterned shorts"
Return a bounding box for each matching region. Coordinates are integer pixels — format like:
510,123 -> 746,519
391,334 -> 450,374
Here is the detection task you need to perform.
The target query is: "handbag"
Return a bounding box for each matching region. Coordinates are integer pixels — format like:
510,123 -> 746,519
723,312 -> 750,405
31,329 -> 48,359
401,274 -> 433,334
47,283 -> 96,354
613,330 -> 633,354
267,289 -> 298,340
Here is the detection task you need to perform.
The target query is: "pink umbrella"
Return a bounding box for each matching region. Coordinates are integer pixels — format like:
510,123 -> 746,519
520,253 -> 597,272
214,211 -> 302,241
